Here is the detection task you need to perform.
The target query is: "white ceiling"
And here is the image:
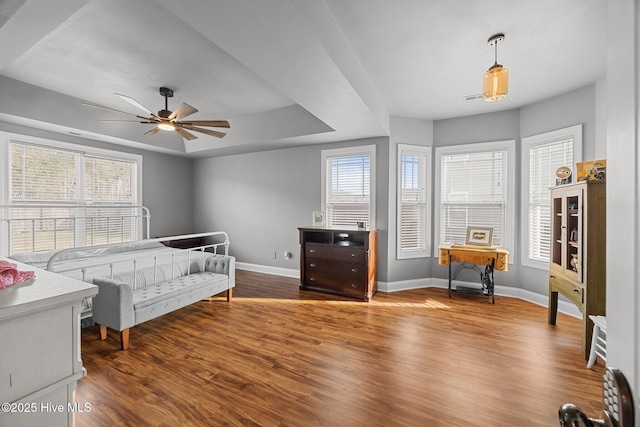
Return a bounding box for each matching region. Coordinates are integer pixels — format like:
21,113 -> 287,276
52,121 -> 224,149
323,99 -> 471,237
0,0 -> 607,157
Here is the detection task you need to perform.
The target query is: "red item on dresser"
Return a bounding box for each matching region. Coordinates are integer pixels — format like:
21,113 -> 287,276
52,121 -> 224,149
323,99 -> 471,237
0,260 -> 35,289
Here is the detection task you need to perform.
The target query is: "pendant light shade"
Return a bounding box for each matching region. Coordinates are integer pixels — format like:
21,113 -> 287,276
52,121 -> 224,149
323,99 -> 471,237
483,34 -> 508,102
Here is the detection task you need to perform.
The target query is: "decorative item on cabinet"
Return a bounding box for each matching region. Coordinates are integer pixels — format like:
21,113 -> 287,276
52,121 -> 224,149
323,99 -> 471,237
299,227 -> 378,301
576,159 -> 606,182
555,166 -> 573,186
465,226 -> 493,246
312,211 -> 324,227
569,228 -> 578,242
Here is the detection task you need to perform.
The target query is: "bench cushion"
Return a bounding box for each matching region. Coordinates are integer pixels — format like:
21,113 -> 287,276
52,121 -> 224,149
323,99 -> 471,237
132,272 -> 229,325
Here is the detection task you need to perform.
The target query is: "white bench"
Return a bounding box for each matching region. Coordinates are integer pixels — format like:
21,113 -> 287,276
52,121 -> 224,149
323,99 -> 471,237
587,315 -> 607,368
91,254 -> 235,350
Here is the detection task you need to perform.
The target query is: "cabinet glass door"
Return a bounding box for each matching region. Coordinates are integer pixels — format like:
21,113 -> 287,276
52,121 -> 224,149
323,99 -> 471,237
564,191 -> 582,281
551,196 -> 563,268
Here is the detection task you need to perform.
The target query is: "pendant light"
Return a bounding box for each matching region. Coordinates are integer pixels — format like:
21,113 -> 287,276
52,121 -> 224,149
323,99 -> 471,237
483,33 -> 508,102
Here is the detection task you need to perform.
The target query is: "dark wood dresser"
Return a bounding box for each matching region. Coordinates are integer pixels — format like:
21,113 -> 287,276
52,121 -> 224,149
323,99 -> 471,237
298,227 -> 378,301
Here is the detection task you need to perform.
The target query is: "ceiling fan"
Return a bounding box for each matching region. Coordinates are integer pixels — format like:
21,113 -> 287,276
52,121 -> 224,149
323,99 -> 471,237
83,87 -> 230,140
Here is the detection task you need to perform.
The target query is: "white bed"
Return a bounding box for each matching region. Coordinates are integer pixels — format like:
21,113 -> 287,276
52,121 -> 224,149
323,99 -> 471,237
1,205 -> 231,321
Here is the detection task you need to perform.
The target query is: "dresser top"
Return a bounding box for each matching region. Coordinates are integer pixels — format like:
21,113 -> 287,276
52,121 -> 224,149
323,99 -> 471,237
0,257 -> 98,320
299,226 -> 378,233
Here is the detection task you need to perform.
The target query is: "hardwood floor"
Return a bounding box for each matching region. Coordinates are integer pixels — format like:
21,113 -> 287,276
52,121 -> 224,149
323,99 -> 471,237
75,270 -> 605,427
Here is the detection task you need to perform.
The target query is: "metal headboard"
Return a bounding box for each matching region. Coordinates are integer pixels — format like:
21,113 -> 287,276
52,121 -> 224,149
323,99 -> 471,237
0,204 -> 151,256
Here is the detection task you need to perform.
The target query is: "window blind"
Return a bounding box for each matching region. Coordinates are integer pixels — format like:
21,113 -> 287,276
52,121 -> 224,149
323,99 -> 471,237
398,146 -> 429,257
527,138 -> 573,262
9,142 -> 138,253
325,154 -> 371,227
440,150 -> 507,246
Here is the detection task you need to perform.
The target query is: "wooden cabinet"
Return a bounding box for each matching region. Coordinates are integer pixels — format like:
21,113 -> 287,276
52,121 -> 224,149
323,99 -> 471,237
0,258 -> 98,427
299,227 -> 378,301
547,181 -> 606,359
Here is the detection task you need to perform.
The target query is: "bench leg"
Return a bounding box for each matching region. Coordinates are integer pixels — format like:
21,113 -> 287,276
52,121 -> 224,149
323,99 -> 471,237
586,324 -> 601,368
99,324 -> 107,341
227,287 -> 233,301
120,329 -> 130,350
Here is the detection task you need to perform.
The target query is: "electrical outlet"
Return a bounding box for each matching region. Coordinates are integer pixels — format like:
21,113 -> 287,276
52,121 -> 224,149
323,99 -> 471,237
284,251 -> 292,260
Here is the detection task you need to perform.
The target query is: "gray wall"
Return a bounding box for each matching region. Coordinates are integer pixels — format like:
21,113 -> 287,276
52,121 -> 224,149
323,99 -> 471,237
193,137 -> 390,278
141,151 -> 194,237
385,116 -> 434,285
0,122 -> 195,238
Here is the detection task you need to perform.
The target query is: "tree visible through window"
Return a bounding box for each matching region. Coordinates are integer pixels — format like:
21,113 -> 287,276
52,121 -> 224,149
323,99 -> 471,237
7,140 -> 141,253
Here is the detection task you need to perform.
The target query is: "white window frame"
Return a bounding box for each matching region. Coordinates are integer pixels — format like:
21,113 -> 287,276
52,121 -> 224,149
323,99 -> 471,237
321,145 -> 376,229
397,144 -> 431,259
0,132 -> 143,254
434,140 -> 515,257
521,125 -> 582,270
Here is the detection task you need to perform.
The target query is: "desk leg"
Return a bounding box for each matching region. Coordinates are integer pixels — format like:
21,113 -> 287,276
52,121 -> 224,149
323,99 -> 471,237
548,291 -> 558,324
489,262 -> 495,304
448,255 -> 452,298
481,263 -> 495,304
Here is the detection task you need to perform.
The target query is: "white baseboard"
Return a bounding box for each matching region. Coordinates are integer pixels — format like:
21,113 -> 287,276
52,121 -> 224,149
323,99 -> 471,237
237,264 -> 581,319
236,262 -> 299,279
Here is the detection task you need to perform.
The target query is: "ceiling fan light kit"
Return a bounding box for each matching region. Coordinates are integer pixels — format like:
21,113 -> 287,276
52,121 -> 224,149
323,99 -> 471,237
158,121 -> 175,131
483,33 -> 509,103
84,86 -> 230,140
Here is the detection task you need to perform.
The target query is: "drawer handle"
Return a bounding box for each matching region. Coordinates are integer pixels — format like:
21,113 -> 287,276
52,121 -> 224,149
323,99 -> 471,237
573,288 -> 580,293
310,249 -> 316,253
309,277 -> 316,282
351,268 -> 358,273
351,253 -> 358,257
351,284 -> 358,288
309,263 -> 317,267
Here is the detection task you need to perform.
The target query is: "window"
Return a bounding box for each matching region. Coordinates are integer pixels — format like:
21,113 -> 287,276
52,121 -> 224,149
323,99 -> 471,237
321,145 -> 375,228
1,133 -> 143,254
434,140 -> 515,255
397,144 -> 431,259
521,125 -> 582,269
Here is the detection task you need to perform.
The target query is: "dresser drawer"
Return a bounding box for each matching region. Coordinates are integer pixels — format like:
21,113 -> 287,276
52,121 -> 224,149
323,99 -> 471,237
304,272 -> 366,295
549,274 -> 584,309
305,259 -> 365,279
306,243 -> 365,262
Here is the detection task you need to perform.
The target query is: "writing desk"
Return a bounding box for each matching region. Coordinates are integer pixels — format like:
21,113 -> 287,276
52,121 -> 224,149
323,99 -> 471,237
438,243 -> 509,303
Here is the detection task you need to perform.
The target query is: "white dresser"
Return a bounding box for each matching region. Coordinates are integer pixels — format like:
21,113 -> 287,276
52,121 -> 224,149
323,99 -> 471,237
0,258 -> 98,427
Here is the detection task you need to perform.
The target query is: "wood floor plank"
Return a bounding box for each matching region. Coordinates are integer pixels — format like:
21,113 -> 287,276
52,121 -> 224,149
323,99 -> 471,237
75,270 -> 605,426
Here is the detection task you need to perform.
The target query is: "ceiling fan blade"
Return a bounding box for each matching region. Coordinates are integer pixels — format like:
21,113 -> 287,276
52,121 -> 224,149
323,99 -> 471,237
99,119 -> 156,123
143,127 -> 161,136
180,120 -> 230,128
182,124 -> 226,138
169,103 -> 198,121
115,93 -> 160,119
174,127 -> 198,140
82,103 -> 152,120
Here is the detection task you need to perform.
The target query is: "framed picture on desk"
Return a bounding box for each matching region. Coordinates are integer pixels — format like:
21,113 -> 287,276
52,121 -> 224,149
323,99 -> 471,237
466,226 -> 493,246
